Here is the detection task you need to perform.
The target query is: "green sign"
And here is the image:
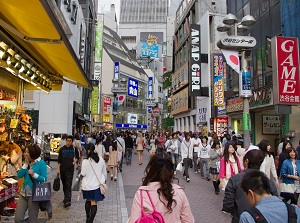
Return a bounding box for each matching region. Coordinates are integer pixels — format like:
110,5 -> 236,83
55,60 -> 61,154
95,15 -> 104,62
243,112 -> 250,130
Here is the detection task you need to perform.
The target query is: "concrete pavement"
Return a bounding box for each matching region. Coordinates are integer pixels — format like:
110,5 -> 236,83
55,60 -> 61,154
43,151 -> 232,223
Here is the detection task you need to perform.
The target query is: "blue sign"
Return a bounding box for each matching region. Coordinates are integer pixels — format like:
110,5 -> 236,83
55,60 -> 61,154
128,77 -> 138,98
116,123 -> 147,129
240,71 -> 252,97
148,106 -> 152,113
114,61 -> 120,79
141,42 -> 159,58
148,77 -> 153,98
216,105 -> 226,117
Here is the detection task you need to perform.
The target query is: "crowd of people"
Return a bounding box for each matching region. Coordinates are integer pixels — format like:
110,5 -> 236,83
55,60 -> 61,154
7,129 -> 300,222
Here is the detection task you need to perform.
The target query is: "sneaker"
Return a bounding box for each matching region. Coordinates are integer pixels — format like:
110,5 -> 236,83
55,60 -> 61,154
201,176 -> 205,179
206,177 -> 210,181
186,178 -> 190,182
195,171 -> 198,174
174,171 -> 176,175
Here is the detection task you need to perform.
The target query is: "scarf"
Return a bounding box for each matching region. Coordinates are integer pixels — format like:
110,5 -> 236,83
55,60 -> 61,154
225,155 -> 239,180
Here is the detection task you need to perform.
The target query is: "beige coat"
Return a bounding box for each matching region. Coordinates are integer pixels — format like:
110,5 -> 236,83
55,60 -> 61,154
136,136 -> 144,151
107,146 -> 118,167
128,182 -> 194,223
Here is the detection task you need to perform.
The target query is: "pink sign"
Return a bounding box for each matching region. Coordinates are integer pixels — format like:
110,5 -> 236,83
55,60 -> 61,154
274,36 -> 300,104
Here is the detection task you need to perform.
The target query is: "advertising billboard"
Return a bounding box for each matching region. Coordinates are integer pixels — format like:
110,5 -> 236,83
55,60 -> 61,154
140,32 -> 163,58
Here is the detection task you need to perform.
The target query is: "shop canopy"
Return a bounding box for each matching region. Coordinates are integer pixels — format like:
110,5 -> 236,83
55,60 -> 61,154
0,0 -> 91,91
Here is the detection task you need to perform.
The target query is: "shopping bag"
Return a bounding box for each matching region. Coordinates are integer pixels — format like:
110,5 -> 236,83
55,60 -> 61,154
176,162 -> 183,172
32,182 -> 51,202
53,174 -> 60,192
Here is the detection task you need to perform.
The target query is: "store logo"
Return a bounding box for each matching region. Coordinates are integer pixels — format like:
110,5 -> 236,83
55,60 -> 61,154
189,24 -> 201,96
273,36 -> 300,105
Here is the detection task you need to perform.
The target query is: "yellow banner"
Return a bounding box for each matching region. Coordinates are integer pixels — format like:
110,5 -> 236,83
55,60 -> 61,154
91,86 -> 99,115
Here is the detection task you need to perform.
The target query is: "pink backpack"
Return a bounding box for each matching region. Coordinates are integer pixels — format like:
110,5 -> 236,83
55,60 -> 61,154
134,190 -> 165,223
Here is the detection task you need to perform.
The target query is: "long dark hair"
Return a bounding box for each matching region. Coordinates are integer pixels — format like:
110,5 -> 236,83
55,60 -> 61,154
258,139 -> 271,157
223,141 -> 238,163
86,143 -> 99,163
142,153 -> 177,213
282,140 -> 292,153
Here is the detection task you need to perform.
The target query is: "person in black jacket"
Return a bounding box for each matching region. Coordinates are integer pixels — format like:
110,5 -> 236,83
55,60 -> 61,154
222,146 -> 278,223
57,135 -> 79,208
124,132 -> 134,165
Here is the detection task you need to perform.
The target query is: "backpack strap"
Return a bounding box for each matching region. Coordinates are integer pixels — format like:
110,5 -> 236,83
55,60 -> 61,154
285,203 -> 297,223
140,190 -> 146,217
246,207 -> 268,223
146,190 -> 157,212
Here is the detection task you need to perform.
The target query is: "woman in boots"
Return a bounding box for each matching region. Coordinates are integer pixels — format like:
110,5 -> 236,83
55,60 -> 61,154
81,143 -> 107,223
210,139 -> 222,194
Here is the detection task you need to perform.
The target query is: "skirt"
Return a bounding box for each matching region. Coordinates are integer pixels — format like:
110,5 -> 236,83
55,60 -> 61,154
209,167 -> 219,175
82,188 -> 105,201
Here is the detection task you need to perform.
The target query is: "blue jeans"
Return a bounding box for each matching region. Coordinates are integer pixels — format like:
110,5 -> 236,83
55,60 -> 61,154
126,148 -> 133,163
171,153 -> 179,171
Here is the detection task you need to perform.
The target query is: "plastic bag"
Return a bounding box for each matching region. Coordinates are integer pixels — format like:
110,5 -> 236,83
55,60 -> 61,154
176,162 -> 183,172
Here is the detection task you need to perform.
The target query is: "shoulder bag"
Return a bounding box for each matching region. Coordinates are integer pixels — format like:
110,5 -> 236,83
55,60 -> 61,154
134,189 -> 165,223
89,159 -> 108,194
29,174 -> 51,202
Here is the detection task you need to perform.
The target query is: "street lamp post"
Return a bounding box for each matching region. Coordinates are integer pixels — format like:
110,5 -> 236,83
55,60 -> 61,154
111,77 -> 127,139
217,13 -> 256,148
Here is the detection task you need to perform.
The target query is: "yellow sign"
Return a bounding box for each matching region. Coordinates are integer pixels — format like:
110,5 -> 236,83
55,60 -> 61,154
91,86 -> 99,115
10,119 -> 18,128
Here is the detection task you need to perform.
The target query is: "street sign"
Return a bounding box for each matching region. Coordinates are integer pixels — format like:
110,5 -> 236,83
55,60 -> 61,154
217,36 -> 256,49
111,87 -> 127,93
146,101 -> 156,106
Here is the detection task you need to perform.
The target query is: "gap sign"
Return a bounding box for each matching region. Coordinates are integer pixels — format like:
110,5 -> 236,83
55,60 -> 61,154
272,36 -> 300,105
189,24 -> 201,96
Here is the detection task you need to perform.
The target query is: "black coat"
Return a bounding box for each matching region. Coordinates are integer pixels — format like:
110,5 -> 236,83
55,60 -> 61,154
222,169 -> 278,223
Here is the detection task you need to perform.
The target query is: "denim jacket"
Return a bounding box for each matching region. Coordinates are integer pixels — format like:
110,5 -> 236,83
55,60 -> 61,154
281,159 -> 300,185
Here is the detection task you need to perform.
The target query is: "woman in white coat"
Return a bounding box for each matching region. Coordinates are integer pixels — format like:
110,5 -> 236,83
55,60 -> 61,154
80,143 -> 107,223
181,132 -> 194,182
258,139 -> 279,188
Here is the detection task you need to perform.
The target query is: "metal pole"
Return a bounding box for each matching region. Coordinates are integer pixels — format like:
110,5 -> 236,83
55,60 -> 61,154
241,51 -> 251,148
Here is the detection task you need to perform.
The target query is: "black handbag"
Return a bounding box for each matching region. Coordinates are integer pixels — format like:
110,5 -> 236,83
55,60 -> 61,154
53,174 -> 60,191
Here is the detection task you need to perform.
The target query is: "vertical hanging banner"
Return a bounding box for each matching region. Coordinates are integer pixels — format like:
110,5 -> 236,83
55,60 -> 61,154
114,61 -> 120,80
90,80 -> 99,115
272,36 -> 300,105
212,53 -> 225,106
103,97 -> 111,123
189,24 -> 201,96
148,77 -> 153,98
94,14 -> 104,80
128,77 -> 138,98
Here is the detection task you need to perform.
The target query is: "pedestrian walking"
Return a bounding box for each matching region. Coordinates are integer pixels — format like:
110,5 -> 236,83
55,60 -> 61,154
280,146 -> 300,204
57,135 -> 79,208
258,139 -> 279,188
125,132 -> 134,165
219,141 -> 241,190
127,153 -> 194,223
181,132 -> 193,182
210,139 -> 222,194
239,169 -> 300,222
95,137 -> 105,159
192,132 -> 201,173
198,136 -> 211,180
155,132 -> 165,153
80,143 -> 107,223
116,133 -> 125,172
136,132 -> 144,165
278,140 -> 293,177
170,132 -> 181,175
149,134 -> 157,158
43,135 -> 51,167
222,146 -> 278,223
15,144 -> 48,223
107,141 -> 118,181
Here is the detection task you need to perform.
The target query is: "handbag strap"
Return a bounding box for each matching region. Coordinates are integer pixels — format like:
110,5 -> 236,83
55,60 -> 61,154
89,159 -> 101,185
145,190 -> 157,211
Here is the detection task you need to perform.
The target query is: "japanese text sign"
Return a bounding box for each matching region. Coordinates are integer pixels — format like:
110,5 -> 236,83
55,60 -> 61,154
128,77 -> 138,98
262,115 -> 280,135
213,53 -> 225,106
272,36 -> 300,105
